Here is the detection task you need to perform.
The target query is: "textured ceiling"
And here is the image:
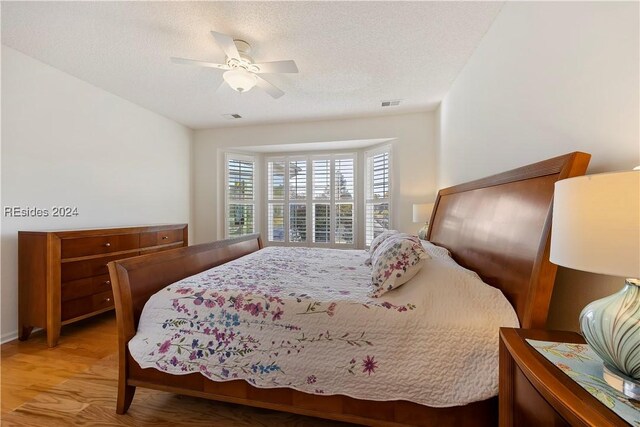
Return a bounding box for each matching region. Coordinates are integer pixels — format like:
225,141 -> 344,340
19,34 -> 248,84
1,1 -> 503,129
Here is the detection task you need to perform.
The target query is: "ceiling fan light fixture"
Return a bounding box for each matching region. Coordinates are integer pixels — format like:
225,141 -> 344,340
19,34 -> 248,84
223,68 -> 257,93
173,31 -> 297,98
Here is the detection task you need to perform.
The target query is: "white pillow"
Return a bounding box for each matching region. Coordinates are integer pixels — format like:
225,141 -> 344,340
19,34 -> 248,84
369,233 -> 430,297
420,240 -> 451,258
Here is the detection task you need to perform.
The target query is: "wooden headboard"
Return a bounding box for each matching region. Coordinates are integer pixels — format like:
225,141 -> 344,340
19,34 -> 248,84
427,152 -> 590,329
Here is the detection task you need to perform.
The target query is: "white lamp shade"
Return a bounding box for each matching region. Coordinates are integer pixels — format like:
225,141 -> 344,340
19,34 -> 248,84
413,203 -> 435,223
223,68 -> 257,93
551,170 -> 640,278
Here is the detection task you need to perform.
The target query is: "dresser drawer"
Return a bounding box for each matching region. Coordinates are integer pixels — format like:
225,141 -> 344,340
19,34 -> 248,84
140,228 -> 184,248
61,234 -> 140,259
61,290 -> 114,321
62,253 -> 139,282
61,274 -> 112,302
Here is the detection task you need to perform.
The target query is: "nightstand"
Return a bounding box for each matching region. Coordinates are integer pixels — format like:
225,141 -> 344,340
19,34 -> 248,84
499,328 -> 629,427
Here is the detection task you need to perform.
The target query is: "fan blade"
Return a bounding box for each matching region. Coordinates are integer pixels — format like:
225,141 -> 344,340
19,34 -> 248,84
256,76 -> 284,99
211,31 -> 240,60
254,60 -> 299,74
171,57 -> 229,70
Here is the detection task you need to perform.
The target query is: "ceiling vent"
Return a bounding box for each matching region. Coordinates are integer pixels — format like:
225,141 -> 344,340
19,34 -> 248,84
222,113 -> 243,119
381,99 -> 401,107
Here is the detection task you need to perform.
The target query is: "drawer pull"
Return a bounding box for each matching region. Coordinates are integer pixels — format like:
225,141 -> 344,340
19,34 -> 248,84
162,236 -> 168,240
104,280 -> 111,286
104,242 -> 111,247
105,297 -> 112,303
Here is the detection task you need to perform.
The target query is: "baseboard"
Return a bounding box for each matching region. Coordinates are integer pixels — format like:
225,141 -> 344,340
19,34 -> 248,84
1,330 -> 19,344
1,327 -> 42,345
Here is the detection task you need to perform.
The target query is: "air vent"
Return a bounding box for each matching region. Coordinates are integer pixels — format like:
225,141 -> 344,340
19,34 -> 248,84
222,113 -> 243,119
381,100 -> 401,107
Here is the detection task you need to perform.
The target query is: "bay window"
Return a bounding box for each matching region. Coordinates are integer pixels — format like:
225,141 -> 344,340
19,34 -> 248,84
222,145 -> 391,248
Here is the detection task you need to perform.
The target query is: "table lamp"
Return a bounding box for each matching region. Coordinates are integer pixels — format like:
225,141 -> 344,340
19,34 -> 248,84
413,203 -> 435,240
550,169 -> 640,396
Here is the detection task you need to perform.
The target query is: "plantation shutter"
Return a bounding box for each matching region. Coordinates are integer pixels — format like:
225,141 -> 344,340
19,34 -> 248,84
225,154 -> 256,237
365,149 -> 391,245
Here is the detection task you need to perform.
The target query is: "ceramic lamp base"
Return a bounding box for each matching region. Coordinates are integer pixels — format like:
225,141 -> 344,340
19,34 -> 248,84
417,224 -> 429,240
580,278 -> 640,382
603,363 -> 640,400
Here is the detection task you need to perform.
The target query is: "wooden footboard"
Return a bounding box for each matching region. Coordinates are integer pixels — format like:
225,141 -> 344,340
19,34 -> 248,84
107,234 -> 262,414
126,354 -> 497,426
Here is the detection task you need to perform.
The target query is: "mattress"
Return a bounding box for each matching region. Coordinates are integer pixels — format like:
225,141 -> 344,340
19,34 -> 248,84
129,242 -> 519,407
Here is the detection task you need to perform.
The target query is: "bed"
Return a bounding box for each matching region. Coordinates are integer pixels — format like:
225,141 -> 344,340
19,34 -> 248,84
108,151 -> 590,426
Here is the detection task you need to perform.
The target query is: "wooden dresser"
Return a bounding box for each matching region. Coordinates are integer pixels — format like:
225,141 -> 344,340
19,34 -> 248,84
18,224 -> 188,347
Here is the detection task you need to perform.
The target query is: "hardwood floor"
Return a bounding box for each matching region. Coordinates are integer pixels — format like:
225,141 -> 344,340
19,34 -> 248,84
1,312 -> 354,426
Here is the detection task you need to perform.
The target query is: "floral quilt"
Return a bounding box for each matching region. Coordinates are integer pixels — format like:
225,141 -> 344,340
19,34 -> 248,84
129,243 -> 519,407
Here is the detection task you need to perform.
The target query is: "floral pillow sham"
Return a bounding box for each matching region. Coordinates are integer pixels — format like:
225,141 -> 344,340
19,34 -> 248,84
369,233 -> 429,297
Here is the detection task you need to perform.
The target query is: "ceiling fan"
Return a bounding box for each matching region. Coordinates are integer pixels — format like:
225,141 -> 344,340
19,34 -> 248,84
171,31 -> 298,99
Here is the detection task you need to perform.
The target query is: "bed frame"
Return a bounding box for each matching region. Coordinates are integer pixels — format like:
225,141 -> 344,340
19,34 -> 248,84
108,152 -> 590,426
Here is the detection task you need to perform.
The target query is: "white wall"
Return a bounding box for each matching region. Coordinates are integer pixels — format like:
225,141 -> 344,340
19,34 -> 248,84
1,47 -> 193,341
437,2 -> 639,331
194,112 -> 436,246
